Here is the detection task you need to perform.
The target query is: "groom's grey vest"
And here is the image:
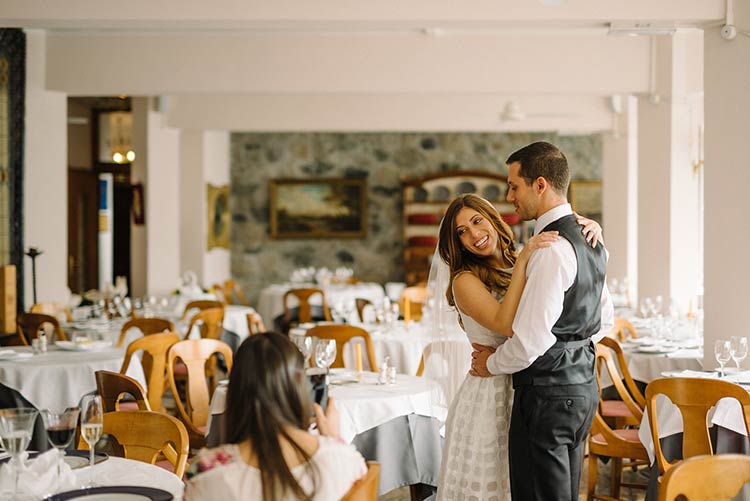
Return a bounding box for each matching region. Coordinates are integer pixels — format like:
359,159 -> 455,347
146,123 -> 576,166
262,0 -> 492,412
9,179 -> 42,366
512,214 -> 607,388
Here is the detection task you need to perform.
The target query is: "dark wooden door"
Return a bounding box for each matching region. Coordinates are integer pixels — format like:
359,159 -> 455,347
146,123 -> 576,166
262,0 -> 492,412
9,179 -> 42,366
67,169 -> 99,293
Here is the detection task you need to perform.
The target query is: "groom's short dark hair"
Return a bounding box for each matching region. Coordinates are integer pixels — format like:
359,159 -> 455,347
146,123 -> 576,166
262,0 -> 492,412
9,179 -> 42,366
506,141 -> 570,196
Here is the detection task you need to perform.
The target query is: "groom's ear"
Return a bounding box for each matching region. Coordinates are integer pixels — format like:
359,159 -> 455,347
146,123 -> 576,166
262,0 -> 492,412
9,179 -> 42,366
534,176 -> 548,195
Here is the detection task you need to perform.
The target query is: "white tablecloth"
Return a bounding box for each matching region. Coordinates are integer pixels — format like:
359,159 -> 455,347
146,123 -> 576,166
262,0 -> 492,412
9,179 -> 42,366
76,456 -> 185,500
292,321 -> 467,375
637,373 -> 750,463
208,372 -> 446,443
0,346 -> 146,411
257,283 -> 385,327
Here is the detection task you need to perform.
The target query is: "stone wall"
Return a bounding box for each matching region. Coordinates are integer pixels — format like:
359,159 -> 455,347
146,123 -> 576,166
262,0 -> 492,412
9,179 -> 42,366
231,132 -> 601,304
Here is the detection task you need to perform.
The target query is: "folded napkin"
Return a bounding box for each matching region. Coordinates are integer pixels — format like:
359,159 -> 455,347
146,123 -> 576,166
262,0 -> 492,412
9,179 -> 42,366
671,369 -> 719,379
0,449 -> 77,498
665,348 -> 703,358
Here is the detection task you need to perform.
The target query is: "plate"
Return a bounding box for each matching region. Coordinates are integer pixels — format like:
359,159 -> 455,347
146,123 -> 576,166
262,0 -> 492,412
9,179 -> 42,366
47,486 -> 172,501
0,349 -> 34,361
627,337 -> 656,345
636,345 -> 677,354
431,185 -> 450,202
0,450 -> 108,469
482,184 -> 503,201
455,181 -> 476,195
55,340 -> 112,352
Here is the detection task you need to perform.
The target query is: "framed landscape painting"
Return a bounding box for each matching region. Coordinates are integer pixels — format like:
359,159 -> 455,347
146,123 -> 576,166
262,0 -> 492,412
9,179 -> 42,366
269,178 -> 367,238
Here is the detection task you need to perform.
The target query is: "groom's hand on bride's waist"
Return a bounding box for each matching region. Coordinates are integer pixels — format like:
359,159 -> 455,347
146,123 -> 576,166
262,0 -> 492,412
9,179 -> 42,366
469,343 -> 495,378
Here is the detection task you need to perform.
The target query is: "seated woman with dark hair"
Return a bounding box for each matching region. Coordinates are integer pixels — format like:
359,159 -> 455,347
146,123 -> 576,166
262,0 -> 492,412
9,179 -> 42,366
185,332 -> 366,500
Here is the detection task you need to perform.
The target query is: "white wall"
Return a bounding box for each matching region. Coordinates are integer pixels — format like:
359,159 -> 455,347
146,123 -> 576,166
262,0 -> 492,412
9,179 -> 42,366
201,131 -> 230,287
23,29 -> 68,309
130,98 -> 148,298
703,2 -> 750,370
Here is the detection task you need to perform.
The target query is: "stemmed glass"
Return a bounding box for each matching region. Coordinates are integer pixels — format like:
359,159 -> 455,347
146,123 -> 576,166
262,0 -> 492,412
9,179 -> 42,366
729,336 -> 748,372
80,395 -> 103,486
293,335 -> 313,366
714,340 -> 732,378
314,339 -> 337,372
41,408 -> 80,490
0,408 -> 38,499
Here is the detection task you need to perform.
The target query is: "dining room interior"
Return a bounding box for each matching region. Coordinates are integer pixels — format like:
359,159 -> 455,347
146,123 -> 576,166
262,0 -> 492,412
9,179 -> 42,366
0,0 -> 749,500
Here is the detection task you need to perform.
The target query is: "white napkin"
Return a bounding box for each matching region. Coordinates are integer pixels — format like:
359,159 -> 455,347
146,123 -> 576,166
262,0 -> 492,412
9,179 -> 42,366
673,369 -> 719,379
665,348 -> 703,358
0,449 -> 77,498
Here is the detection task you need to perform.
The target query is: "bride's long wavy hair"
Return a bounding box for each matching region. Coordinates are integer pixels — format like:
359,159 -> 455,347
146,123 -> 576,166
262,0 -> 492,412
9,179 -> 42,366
438,194 -> 518,309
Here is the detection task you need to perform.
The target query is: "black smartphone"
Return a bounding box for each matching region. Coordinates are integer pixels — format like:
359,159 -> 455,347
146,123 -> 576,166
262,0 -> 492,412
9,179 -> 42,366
306,367 -> 328,412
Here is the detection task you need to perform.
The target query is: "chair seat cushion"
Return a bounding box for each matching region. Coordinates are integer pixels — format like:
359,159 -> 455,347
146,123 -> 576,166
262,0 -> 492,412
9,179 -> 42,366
591,427 -> 641,446
117,401 -> 140,411
172,362 -> 187,375
155,459 -> 176,474
601,400 -> 636,418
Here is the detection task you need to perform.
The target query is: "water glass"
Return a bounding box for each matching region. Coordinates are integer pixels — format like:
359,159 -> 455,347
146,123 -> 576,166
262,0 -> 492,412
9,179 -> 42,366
714,340 -> 732,377
80,395 -> 103,486
314,339 -> 337,371
729,336 -> 748,371
0,408 -> 38,498
293,335 -> 313,366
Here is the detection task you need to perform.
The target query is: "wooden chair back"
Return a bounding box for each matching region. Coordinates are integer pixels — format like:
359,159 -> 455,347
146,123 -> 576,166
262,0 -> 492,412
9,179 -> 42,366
181,300 -> 224,321
597,336 -> 646,408
185,307 -> 225,340
399,286 -> 428,322
80,411 -> 189,479
646,377 -> 750,475
120,332 -> 180,412
341,462 -> 380,501
167,339 -> 233,445
306,324 -> 378,371
17,312 -> 67,344
246,312 -> 266,335
283,288 -> 332,325
95,370 -> 151,412
595,343 -> 644,419
355,298 -> 373,323
222,279 -> 249,306
116,317 -> 175,347
30,302 -> 73,323
658,454 -> 750,501
611,317 -> 638,341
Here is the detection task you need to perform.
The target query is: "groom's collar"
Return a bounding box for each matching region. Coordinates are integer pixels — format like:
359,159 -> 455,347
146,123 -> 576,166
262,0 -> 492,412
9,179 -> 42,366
533,203 -> 573,236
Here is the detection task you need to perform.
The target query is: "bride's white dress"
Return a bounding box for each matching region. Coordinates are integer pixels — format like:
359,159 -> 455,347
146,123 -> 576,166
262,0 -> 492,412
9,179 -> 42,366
436,299 -> 514,501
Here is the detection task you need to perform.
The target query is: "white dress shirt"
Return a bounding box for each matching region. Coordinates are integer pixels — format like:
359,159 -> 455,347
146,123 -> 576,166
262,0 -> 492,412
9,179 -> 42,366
486,203 -> 614,375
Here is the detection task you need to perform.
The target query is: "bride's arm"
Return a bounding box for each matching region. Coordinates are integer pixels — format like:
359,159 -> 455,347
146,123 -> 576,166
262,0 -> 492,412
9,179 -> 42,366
453,232 -> 558,336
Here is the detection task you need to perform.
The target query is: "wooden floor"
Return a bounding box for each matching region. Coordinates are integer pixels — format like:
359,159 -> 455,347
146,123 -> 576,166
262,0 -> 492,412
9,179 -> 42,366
379,457 -> 649,500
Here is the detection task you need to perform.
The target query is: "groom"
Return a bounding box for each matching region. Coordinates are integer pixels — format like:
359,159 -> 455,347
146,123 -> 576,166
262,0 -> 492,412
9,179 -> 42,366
470,141 -> 614,500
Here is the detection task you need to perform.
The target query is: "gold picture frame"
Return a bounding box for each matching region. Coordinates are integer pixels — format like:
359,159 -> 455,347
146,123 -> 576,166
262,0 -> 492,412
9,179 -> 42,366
269,178 -> 367,239
207,184 -> 230,250
569,180 -> 603,224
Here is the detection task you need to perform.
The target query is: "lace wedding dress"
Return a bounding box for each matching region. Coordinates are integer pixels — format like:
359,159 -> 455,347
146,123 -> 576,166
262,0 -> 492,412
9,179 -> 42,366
436,299 -> 514,501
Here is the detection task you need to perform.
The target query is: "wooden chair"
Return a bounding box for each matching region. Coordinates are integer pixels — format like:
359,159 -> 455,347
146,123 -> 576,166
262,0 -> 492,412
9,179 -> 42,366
305,324 -> 378,371
588,344 -> 649,501
184,307 -> 225,341
116,317 -> 175,347
119,332 -> 180,412
221,279 -> 249,306
17,312 -> 67,344
283,288 -> 332,328
399,286 -> 428,322
658,454 -> 750,501
646,377 -> 750,476
181,300 -> 224,321
96,370 -> 151,412
30,302 -> 73,323
415,340 -> 472,406
355,298 -> 373,323
341,461 -> 380,501
597,336 -> 645,428
246,312 -> 266,335
611,317 -> 638,342
166,339 -> 233,449
79,410 -> 189,478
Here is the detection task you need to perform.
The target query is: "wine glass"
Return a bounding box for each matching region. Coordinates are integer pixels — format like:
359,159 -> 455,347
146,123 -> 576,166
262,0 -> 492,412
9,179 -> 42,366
41,408 -> 80,490
729,336 -> 748,372
714,340 -> 732,378
0,408 -> 38,498
314,339 -> 337,372
293,335 -> 313,366
80,395 -> 103,486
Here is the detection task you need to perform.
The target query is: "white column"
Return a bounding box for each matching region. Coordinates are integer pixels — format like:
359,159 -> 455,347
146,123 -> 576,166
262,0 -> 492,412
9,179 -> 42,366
178,130 -> 230,288
636,32 -> 703,310
130,98 -> 148,298
602,95 -> 638,303
703,3 -> 750,370
23,29 -> 68,308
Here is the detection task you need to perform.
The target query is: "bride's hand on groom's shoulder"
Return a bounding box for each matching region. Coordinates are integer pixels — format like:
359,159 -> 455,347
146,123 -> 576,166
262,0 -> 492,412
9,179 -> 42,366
469,343 -> 495,378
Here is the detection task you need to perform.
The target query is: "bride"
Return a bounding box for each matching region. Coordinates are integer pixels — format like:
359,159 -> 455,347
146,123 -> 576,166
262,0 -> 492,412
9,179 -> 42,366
430,194 -> 600,500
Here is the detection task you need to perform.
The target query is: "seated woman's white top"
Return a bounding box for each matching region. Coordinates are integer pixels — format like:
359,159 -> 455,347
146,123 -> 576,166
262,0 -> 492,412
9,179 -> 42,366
184,436 -> 367,500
